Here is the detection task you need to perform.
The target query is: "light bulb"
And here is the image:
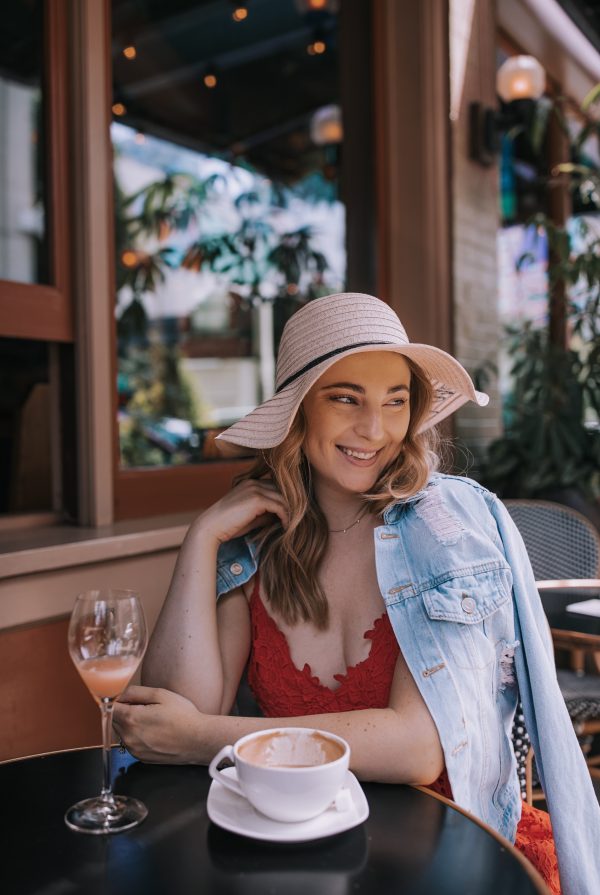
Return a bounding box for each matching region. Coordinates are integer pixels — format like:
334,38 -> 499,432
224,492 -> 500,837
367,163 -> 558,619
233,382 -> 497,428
496,55 -> 545,103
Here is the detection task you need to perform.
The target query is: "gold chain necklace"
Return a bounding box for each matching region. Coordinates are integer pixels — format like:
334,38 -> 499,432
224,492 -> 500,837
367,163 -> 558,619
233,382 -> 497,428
329,507 -> 368,534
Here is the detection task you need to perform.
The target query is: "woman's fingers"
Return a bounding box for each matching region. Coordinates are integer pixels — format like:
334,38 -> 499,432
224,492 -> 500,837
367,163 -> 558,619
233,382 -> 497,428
117,685 -> 163,705
112,688 -> 204,764
197,478 -> 289,544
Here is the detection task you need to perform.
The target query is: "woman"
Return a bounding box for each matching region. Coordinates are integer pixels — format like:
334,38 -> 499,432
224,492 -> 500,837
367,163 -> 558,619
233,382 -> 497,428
114,293 -> 600,895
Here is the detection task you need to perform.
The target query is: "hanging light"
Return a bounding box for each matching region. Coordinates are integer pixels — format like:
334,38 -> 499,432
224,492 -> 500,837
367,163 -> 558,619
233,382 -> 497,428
295,0 -> 339,12
232,2 -> 249,21
468,54 -> 546,167
203,66 -> 218,89
307,38 -> 327,55
496,55 -> 545,103
310,104 -> 343,145
112,102 -> 127,117
123,44 -> 137,60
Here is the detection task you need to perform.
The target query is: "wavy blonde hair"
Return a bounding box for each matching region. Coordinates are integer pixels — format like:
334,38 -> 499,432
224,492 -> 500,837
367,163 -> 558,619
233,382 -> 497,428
236,359 -> 439,629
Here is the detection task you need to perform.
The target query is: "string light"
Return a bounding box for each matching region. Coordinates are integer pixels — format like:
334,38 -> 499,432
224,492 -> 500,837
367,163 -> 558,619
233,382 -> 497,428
112,102 -> 127,116
307,39 -> 326,55
123,45 -> 137,60
204,71 -> 217,89
232,5 -> 248,21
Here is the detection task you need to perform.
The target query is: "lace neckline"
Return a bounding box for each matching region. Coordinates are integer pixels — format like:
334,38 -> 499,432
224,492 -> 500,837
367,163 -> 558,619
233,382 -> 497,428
250,575 -> 391,693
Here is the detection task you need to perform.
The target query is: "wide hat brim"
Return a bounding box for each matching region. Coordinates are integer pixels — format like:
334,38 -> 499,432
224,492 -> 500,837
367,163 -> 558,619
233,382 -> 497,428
215,342 -> 488,457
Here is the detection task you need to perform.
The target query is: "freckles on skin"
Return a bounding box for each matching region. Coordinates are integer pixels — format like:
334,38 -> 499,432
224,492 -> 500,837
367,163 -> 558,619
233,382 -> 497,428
301,352 -> 412,495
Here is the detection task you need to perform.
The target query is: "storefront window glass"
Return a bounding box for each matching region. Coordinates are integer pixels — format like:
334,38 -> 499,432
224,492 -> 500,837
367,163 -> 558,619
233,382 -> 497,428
111,0 -> 345,469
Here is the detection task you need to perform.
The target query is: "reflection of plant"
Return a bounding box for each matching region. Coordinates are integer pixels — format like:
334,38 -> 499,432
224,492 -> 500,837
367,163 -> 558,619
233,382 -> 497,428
114,154 -> 337,467
119,343 -> 207,424
118,342 -> 212,468
481,216 -> 600,499
116,174 -> 331,313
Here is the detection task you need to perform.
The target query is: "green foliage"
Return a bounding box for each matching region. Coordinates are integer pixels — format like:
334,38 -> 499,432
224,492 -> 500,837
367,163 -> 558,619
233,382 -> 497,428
481,218 -> 600,499
480,82 -> 600,501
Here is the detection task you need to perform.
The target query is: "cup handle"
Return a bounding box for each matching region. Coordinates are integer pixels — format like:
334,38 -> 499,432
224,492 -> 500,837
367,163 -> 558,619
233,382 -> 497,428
334,786 -> 353,813
208,745 -> 245,798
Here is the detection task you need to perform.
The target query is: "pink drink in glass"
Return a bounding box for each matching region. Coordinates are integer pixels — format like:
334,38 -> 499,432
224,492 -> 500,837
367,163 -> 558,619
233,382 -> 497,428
76,655 -> 140,701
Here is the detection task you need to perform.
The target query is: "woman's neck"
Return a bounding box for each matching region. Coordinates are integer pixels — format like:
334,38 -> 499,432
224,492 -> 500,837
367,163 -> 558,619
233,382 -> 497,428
313,484 -> 367,533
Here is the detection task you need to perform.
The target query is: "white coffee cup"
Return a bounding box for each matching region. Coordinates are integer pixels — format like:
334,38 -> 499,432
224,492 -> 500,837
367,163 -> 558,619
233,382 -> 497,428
208,727 -> 351,823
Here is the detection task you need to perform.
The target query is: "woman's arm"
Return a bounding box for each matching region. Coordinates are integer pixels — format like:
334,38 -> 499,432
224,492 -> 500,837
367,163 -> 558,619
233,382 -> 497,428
115,649 -> 444,785
142,479 -> 288,714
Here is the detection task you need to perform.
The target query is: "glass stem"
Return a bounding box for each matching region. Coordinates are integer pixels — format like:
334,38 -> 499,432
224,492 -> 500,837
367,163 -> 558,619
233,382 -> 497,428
100,698 -> 116,803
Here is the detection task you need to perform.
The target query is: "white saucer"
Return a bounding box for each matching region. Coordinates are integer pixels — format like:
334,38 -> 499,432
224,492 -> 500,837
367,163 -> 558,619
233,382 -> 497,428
207,767 -> 369,843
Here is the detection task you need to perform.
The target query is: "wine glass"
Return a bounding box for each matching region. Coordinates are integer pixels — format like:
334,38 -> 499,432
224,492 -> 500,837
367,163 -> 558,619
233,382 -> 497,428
65,588 -> 148,834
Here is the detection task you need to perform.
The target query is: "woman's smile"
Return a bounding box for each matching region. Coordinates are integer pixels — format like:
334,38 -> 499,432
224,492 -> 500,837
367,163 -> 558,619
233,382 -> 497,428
336,445 -> 382,466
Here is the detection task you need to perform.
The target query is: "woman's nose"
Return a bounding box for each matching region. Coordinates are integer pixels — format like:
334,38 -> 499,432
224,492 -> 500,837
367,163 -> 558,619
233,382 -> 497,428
355,407 -> 384,440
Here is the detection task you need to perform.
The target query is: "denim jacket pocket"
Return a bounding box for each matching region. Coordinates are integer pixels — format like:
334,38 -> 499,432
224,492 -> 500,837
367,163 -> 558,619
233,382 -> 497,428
421,562 -> 512,624
421,562 -> 513,671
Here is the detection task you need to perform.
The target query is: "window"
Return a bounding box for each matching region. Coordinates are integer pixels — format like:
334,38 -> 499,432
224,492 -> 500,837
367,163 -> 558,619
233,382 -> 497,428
111,0 -> 375,517
0,0 -> 71,517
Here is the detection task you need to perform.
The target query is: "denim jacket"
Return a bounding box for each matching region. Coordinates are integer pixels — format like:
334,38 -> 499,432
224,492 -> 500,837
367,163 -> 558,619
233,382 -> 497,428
216,474 -> 600,895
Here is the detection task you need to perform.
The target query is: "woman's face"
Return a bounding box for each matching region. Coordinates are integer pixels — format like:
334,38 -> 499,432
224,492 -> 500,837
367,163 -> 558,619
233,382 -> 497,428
302,351 -> 412,497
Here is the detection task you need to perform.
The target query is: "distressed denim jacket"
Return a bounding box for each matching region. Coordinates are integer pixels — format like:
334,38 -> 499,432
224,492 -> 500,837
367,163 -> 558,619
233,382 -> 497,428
216,474 -> 600,895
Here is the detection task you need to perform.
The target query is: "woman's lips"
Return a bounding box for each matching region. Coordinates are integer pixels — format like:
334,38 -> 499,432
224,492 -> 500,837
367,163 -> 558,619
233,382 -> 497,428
336,445 -> 381,467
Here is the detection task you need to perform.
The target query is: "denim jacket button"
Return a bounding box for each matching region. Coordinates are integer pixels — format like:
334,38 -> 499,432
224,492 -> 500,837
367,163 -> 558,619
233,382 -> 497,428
230,562 -> 243,575
461,595 -> 476,614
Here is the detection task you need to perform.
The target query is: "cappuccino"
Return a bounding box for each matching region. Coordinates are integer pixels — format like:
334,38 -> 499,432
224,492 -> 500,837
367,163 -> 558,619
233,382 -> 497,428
237,730 -> 344,768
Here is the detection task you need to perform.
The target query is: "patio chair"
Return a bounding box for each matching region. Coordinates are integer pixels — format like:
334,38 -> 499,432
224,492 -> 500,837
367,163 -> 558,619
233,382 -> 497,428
504,499 -> 600,803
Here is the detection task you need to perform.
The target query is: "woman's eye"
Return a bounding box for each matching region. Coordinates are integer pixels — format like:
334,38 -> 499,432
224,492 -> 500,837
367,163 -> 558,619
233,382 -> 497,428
388,397 -> 408,407
329,395 -> 357,405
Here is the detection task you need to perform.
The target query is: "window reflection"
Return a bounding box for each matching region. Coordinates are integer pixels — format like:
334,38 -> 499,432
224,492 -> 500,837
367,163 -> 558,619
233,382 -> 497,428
112,0 -> 345,469
0,0 -> 48,285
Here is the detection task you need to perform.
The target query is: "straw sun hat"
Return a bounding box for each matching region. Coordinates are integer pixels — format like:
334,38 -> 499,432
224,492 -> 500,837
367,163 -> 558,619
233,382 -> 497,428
216,292 -> 488,455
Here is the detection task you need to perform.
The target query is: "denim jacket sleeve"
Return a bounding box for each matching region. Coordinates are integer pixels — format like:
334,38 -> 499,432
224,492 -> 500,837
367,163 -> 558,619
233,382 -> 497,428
215,535 -> 258,598
488,493 -> 600,895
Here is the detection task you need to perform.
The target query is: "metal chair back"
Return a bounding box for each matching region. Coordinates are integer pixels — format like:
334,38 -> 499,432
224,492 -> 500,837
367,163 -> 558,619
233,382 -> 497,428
503,499 -> 600,581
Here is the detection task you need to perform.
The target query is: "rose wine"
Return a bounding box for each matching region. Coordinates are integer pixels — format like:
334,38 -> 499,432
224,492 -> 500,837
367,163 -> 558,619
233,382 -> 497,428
76,655 -> 139,701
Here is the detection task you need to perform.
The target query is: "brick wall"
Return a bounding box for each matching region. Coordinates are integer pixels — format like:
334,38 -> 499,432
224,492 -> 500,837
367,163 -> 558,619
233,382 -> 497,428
449,0 -> 503,464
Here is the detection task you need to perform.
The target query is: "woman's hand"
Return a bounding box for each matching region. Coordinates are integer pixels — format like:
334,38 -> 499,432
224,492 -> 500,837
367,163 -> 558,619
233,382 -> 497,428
113,685 -> 206,764
195,478 -> 289,547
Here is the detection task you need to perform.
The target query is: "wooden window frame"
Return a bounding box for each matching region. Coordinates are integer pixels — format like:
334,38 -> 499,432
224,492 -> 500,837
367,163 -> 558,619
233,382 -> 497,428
0,0 -> 72,343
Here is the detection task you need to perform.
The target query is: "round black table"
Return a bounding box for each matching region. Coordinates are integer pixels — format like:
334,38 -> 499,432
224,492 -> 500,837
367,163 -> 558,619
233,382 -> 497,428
0,747 -> 548,895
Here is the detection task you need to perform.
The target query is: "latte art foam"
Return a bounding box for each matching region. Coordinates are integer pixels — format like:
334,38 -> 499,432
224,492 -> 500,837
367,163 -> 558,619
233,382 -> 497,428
237,731 -> 344,768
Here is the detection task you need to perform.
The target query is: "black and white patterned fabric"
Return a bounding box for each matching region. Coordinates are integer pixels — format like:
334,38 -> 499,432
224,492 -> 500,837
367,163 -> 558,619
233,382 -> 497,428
511,700 -> 531,799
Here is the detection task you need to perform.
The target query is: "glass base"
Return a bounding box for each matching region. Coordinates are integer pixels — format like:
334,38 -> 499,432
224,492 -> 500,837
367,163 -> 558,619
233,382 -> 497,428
65,794 -> 148,835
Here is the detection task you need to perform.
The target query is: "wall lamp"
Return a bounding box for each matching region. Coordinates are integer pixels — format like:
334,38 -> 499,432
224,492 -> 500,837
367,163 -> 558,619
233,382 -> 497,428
469,55 -> 546,167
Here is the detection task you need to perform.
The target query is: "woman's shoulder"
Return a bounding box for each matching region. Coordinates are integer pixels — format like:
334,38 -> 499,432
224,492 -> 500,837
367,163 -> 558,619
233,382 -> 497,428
428,473 -> 497,507
386,473 -> 496,519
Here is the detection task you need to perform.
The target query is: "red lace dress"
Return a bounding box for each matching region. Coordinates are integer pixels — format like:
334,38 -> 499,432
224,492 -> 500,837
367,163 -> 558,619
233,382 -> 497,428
247,577 -> 561,894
